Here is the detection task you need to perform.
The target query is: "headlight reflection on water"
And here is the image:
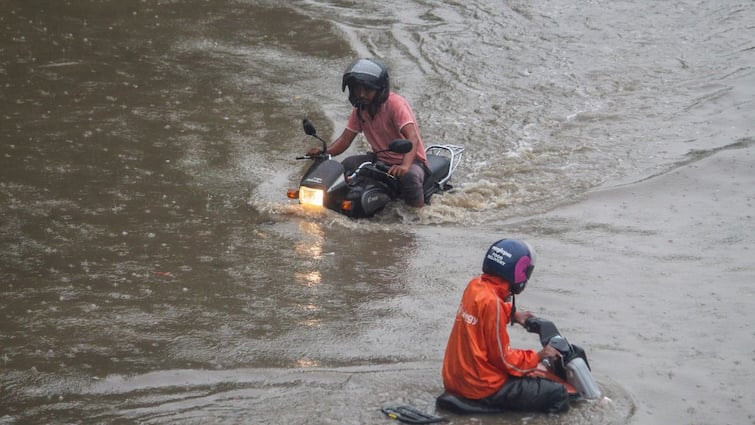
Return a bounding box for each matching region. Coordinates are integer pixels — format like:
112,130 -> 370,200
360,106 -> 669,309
294,270 -> 321,287
295,221 -> 324,258
296,358 -> 320,368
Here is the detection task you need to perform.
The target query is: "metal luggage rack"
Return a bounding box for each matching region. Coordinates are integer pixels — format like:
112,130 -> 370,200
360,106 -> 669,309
425,144 -> 465,187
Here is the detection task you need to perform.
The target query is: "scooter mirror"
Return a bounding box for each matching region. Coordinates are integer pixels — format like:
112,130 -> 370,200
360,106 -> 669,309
302,119 -> 317,136
388,139 -> 413,154
302,119 -> 328,153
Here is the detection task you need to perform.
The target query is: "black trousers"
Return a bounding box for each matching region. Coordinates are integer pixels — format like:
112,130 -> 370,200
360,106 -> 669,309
482,376 -> 570,414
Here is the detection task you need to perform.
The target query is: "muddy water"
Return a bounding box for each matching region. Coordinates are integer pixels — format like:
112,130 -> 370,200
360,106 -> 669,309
1,0 -> 753,424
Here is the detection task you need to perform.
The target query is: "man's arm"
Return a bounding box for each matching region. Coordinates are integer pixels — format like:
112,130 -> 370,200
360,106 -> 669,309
513,311 -> 563,364
388,122 -> 420,177
308,128 -> 358,156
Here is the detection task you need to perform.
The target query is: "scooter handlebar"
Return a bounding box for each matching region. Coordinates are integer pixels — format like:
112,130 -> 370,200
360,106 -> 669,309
296,153 -> 330,161
376,164 -> 397,181
352,163 -> 397,184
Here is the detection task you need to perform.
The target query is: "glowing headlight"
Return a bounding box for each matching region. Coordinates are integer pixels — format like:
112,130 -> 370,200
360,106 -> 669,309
299,186 -> 324,207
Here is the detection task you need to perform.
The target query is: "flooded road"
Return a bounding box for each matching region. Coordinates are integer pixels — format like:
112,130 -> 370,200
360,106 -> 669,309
1,0 -> 753,424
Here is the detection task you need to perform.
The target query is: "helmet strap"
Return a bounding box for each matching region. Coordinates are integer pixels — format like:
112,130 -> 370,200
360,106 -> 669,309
355,102 -> 365,123
510,294 -> 516,326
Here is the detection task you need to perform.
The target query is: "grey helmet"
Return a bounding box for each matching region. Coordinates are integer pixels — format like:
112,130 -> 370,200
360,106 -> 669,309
341,58 -> 390,107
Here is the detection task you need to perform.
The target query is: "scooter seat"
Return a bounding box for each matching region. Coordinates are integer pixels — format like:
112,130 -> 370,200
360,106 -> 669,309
424,154 -> 451,194
427,155 -> 450,179
435,392 -> 506,414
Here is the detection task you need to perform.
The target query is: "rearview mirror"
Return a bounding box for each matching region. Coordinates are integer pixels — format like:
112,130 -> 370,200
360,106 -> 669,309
302,119 -> 317,136
388,139 -> 413,154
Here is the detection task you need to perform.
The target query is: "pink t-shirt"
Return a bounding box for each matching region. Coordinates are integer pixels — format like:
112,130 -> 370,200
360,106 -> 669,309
345,92 -> 428,165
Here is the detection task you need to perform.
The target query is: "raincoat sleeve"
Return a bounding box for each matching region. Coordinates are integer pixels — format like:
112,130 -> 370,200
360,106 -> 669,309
481,299 -> 540,377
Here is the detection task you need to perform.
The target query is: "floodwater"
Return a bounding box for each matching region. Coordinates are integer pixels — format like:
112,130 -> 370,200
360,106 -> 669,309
1,1 -> 753,424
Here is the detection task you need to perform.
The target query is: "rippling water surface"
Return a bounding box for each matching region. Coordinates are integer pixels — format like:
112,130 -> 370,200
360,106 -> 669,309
1,0 -> 753,423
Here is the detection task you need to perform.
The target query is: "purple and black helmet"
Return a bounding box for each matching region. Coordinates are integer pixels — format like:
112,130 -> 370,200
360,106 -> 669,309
482,239 -> 536,294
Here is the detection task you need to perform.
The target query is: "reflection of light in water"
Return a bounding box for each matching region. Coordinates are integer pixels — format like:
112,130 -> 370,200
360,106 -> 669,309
293,220 -> 323,286
299,303 -> 322,324
296,358 -> 320,368
292,222 -> 324,341
294,220 -> 324,258
299,221 -> 325,238
295,271 -> 321,287
302,303 -> 320,312
299,318 -> 322,327
294,241 -> 322,258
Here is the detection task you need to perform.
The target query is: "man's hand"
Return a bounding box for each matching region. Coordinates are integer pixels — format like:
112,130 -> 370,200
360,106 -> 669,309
513,310 -> 535,326
307,147 -> 323,156
537,344 -> 562,364
388,164 -> 410,177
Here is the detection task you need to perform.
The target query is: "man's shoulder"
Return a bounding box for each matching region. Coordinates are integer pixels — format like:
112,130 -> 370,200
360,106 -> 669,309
464,276 -> 494,298
386,91 -> 408,103
376,94 -> 413,122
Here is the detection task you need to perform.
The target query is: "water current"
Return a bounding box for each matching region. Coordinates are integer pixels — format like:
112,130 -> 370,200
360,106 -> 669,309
1,0 -> 753,424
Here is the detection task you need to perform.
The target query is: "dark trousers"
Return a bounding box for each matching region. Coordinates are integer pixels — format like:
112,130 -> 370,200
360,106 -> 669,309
341,153 -> 427,207
482,376 -> 570,414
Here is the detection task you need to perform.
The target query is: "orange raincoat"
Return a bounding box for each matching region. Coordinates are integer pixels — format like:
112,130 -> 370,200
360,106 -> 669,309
442,274 -> 540,399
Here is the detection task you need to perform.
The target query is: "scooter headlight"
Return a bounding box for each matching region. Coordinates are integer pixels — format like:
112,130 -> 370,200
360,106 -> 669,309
298,186 -> 324,207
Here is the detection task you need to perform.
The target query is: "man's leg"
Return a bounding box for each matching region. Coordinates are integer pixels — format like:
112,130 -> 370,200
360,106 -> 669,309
399,162 -> 426,207
341,154 -> 374,175
485,377 -> 570,414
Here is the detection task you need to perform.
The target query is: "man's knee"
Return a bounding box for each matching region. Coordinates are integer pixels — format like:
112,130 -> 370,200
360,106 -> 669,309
488,377 -> 570,414
541,383 -> 570,413
341,154 -> 374,174
400,165 -> 425,207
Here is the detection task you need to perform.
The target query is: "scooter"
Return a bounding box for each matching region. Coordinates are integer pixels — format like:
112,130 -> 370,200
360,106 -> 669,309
286,119 -> 464,218
436,317 -> 601,414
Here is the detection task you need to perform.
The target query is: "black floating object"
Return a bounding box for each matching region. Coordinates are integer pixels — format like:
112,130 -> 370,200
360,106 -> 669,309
381,406 -> 447,424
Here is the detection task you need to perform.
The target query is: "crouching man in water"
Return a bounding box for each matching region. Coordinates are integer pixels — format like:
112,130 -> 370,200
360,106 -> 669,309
441,239 -> 570,414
